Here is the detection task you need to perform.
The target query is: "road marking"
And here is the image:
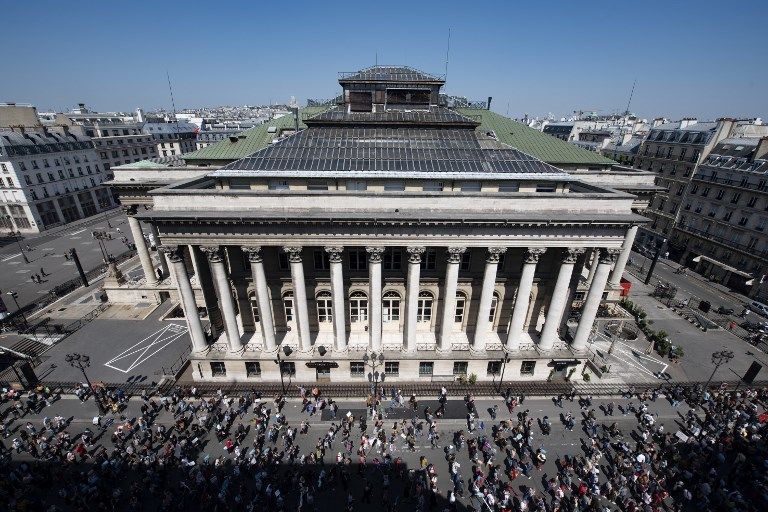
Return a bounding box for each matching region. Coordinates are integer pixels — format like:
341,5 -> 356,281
70,236 -> 82,240
2,253 -> 21,262
81,241 -> 93,245
104,324 -> 188,373
70,228 -> 86,236
37,290 -> 49,294
8,261 -> 21,265
15,269 -> 31,274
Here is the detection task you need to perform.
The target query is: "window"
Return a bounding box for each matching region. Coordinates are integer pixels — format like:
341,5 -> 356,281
382,291 -> 401,323
350,291 -> 368,322
536,183 -> 556,192
423,181 -> 444,192
268,180 -> 289,190
384,361 -> 399,376
245,362 -> 261,377
346,180 -> 367,191
520,361 -> 536,375
453,362 -> 468,376
316,291 -> 333,323
739,216 -> 749,226
748,197 -> 757,208
460,251 -> 471,271
716,190 -> 725,200
702,187 -> 710,197
350,362 -> 365,377
419,361 -> 434,376
488,292 -> 500,323
250,295 -> 260,323
461,181 -> 481,192
210,362 -> 226,377
487,361 -> 502,376
280,361 -> 296,376
24,175 -> 31,185
454,292 -> 467,323
420,248 -> 436,270
278,252 -> 289,270
314,250 -> 330,270
384,181 -> 405,191
348,249 -> 367,270
498,182 -> 519,192
417,291 -> 434,322
731,192 -> 742,205
307,181 -> 328,191
383,249 -> 402,270
283,291 -> 294,322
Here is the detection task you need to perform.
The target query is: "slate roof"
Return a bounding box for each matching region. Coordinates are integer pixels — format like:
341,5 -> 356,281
338,66 -> 444,83
182,107 -> 327,162
114,155 -> 188,169
305,106 -> 479,127
217,126 -> 564,176
457,109 -> 616,166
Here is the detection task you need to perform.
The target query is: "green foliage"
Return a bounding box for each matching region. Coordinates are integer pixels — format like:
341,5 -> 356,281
468,373 -> 477,385
582,372 -> 591,381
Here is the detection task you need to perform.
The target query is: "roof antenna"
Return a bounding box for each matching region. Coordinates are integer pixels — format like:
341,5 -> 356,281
166,70 -> 179,131
624,78 -> 636,116
444,28 -> 451,82
375,51 -> 378,67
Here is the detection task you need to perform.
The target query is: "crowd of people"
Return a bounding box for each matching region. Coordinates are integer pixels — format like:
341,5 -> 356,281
0,381 -> 765,511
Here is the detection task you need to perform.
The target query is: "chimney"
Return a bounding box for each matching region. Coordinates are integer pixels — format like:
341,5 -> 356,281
487,96 -> 493,110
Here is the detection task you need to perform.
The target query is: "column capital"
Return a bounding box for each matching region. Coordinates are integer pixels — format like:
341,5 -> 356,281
563,248 -> 585,263
283,246 -> 303,263
446,246 -> 467,263
599,248 -> 621,264
486,247 -> 507,263
242,246 -> 263,263
324,246 -> 344,263
406,246 -> 426,263
121,205 -> 138,216
366,246 -> 384,263
524,247 -> 547,264
158,245 -> 182,263
200,245 -> 223,263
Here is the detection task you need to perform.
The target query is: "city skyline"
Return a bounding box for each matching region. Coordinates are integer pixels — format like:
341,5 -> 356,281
1,0 -> 766,121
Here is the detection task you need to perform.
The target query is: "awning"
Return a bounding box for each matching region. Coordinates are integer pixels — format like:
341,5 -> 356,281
694,255 -> 752,279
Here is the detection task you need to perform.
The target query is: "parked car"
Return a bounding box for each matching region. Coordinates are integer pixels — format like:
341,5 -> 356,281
748,300 -> 768,318
716,306 -> 735,315
740,320 -> 768,333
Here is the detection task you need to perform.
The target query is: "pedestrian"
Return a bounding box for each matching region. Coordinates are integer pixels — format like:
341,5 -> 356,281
40,267 -> 47,276
489,404 -> 498,420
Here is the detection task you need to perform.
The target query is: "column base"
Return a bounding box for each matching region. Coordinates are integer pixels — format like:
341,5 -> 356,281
191,346 -> 210,356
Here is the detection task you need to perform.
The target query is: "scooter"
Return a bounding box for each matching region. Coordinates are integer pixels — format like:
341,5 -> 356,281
541,417 -> 551,435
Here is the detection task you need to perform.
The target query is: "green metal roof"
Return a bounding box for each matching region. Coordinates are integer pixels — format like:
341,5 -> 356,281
456,108 -> 616,166
183,107 -> 327,163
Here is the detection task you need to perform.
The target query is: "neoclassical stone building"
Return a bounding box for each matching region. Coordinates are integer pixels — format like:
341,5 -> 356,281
110,66 -> 645,383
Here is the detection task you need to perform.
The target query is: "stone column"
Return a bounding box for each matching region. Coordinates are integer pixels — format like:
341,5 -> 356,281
72,194 -> 85,219
585,249 -> 598,287
572,249 -> 619,351
439,247 -> 466,351
404,246 -> 425,352
52,198 -> 65,224
243,246 -> 276,352
539,248 -> 583,351
124,206 -> 158,286
160,245 -> 207,353
325,246 -> 347,351
201,246 -> 243,353
285,246 -> 311,351
473,247 -> 506,351
559,251 -> 587,335
148,223 -> 168,279
191,245 -> 223,336
366,247 -> 384,352
609,225 -> 638,288
507,248 -> 546,350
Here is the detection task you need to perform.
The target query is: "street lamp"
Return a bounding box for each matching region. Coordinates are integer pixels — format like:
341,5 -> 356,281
363,351 -> 385,397
6,290 -> 28,330
496,347 -> 512,393
273,345 -> 293,395
91,230 -> 113,262
5,220 -> 29,263
99,201 -> 112,228
65,352 -> 107,415
706,350 -> 734,389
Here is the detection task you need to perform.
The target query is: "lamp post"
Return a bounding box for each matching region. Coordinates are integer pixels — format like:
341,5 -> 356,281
6,290 -> 28,330
65,352 -> 107,415
273,345 -> 293,395
99,201 -> 112,228
363,351 -> 385,398
706,350 -> 734,389
5,220 -> 29,263
496,347 -> 512,393
91,230 -> 112,262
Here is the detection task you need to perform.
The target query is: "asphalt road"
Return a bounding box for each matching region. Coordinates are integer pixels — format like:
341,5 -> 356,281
0,209 -> 138,312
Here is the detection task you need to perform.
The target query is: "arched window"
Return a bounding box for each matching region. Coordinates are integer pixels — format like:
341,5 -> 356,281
350,291 -> 368,323
316,291 -> 333,323
417,291 -> 434,322
249,293 -> 260,323
488,292 -> 500,323
283,291 -> 294,322
454,291 -> 467,323
382,291 -> 401,323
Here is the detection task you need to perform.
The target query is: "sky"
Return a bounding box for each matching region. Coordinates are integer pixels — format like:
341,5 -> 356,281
1,0 -> 766,121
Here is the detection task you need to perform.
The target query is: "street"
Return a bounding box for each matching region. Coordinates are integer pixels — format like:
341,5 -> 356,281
0,209 -> 137,313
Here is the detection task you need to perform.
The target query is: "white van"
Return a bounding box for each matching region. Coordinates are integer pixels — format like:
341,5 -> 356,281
748,300 -> 768,318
